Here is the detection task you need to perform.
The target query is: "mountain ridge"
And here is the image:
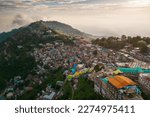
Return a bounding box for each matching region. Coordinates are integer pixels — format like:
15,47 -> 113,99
0,20 -> 94,43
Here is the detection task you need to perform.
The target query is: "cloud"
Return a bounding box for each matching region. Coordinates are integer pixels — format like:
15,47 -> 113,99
58,0 -> 87,4
0,0 -> 149,11
12,14 -> 33,26
127,0 -> 150,7
0,0 -> 32,10
0,0 -> 150,36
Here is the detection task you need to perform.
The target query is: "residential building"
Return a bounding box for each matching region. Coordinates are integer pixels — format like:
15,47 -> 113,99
94,75 -> 143,100
139,73 -> 150,95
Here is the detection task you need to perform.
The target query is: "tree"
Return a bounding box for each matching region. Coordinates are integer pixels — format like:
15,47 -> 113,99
121,35 -> 126,40
140,45 -> 149,53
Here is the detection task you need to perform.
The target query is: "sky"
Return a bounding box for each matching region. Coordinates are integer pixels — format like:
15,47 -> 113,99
0,0 -> 150,37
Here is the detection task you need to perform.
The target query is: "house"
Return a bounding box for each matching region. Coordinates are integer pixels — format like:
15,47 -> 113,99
139,73 -> 150,95
94,75 -> 143,100
56,81 -> 64,87
42,92 -> 56,100
6,92 -> 14,99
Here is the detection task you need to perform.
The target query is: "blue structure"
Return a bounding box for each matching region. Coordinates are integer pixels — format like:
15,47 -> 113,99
118,67 -> 150,74
73,64 -> 78,69
71,68 -> 76,74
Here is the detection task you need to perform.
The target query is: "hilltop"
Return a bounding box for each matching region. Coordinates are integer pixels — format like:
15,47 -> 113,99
0,20 -> 94,43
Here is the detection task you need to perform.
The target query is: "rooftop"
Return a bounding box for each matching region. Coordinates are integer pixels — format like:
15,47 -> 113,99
108,75 -> 136,89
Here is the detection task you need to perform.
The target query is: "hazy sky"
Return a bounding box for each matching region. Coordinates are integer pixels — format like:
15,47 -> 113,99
0,0 -> 150,36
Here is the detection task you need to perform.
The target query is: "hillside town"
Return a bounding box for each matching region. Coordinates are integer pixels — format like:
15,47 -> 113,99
1,37 -> 150,100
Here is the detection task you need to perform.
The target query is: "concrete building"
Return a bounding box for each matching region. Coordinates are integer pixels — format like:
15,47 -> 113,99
42,92 -> 56,100
139,73 -> 150,95
94,75 -> 143,100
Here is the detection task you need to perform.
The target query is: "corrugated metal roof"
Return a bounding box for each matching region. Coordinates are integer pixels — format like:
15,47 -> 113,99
108,76 -> 136,89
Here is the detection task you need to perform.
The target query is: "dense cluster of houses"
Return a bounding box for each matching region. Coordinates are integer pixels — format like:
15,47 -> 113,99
1,38 -> 150,100
121,47 -> 150,63
33,38 -> 150,100
139,73 -> 150,95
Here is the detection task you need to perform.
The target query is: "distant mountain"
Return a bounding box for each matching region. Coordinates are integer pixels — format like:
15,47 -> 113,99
0,20 -> 94,43
43,21 -> 84,36
31,20 -> 94,39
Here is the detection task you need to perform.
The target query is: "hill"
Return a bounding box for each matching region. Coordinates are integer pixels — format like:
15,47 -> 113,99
0,20 -> 78,93
0,20 -> 93,43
